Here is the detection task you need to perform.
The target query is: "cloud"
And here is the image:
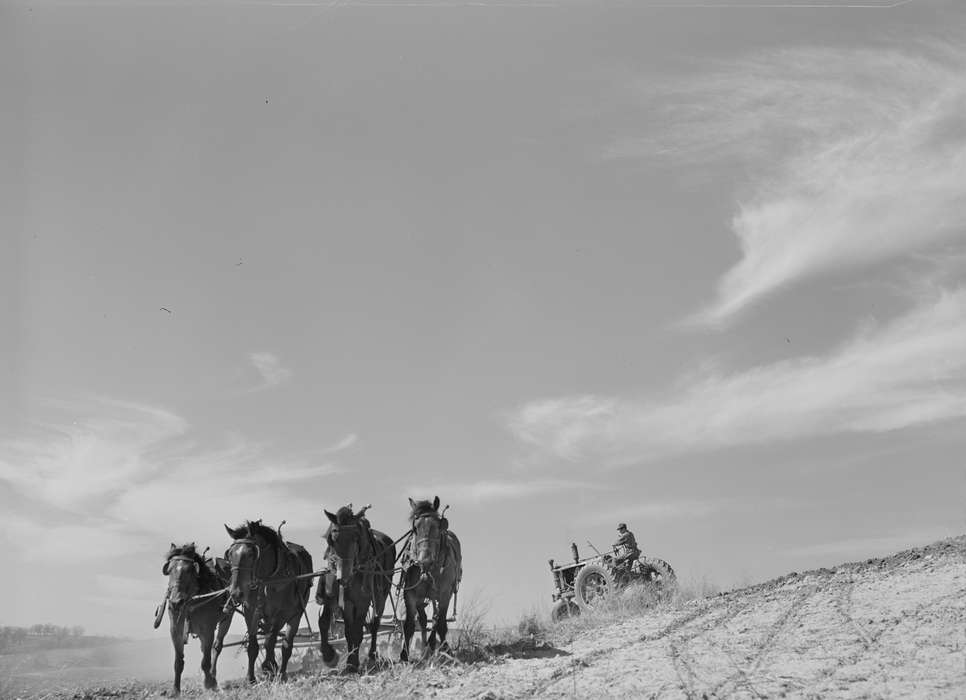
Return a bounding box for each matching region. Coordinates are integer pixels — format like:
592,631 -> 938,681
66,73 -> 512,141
576,500 -> 726,527
509,289 -> 966,467
615,43 -> 966,325
409,478 -> 603,505
248,351 -> 292,391
323,433 -> 358,454
0,399 -> 187,510
0,398 -> 340,564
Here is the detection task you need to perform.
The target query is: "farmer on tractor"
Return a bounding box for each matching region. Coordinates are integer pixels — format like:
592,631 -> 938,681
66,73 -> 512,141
613,523 -> 641,572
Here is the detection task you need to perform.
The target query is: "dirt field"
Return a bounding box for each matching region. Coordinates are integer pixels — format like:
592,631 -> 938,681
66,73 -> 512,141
12,536 -> 965,699
440,535 -> 966,699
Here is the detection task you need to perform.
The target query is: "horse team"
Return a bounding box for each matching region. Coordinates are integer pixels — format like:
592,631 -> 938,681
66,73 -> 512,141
159,496 -> 462,695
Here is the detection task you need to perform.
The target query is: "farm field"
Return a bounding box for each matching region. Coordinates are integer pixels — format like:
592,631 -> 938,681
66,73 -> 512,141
6,535 -> 964,699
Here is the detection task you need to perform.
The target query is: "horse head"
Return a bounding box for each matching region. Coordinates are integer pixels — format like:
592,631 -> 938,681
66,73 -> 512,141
223,521 -> 268,609
323,505 -> 368,586
163,542 -> 203,607
408,496 -> 443,576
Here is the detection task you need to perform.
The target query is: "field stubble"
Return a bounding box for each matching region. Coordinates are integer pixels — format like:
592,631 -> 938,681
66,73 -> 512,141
8,536 -> 964,699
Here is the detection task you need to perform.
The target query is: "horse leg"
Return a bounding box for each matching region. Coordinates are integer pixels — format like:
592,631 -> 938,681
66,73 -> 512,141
368,600 -> 383,663
400,586 -> 416,663
343,599 -> 364,672
278,618 -> 297,681
433,590 -> 452,653
262,623 -> 281,677
318,596 -> 339,667
199,623 -> 216,690
210,609 -> 232,690
169,610 -> 185,696
417,602 -> 430,657
245,612 -> 260,684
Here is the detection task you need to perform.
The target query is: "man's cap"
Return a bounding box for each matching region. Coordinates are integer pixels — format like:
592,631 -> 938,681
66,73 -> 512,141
617,523 -> 627,530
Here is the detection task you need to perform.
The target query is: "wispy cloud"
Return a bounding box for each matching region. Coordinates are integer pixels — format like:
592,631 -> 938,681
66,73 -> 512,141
0,399 -> 187,511
248,351 -> 293,391
409,478 -> 603,505
614,43 -> 966,325
0,398 -> 339,563
509,289 -> 966,467
324,433 -> 358,454
576,500 -> 726,527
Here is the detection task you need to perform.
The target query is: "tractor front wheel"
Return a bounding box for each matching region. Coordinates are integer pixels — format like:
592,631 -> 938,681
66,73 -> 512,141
550,599 -> 580,623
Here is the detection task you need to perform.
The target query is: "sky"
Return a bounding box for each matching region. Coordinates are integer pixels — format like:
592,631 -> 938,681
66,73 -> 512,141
2,0 -> 965,638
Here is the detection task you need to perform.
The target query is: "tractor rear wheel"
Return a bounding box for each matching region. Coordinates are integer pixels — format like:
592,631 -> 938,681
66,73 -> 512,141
642,558 -> 677,599
573,564 -> 614,610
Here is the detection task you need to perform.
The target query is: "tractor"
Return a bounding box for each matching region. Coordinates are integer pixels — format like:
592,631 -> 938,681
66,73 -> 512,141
548,541 -> 676,622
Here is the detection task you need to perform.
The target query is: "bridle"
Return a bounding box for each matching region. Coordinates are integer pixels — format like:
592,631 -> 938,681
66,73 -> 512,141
226,538 -> 263,591
164,554 -> 200,577
326,520 -> 368,581
409,513 -> 442,569
164,555 -> 203,628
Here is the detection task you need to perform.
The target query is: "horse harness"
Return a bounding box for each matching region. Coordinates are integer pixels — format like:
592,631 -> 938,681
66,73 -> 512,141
404,513 -> 455,593
163,554 -> 200,576
225,538 -> 288,591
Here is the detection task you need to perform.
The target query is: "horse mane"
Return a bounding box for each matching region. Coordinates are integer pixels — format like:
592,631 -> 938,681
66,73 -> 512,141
409,499 -> 439,522
164,543 -> 200,560
247,520 -> 284,546
333,505 -> 355,526
228,519 -> 285,547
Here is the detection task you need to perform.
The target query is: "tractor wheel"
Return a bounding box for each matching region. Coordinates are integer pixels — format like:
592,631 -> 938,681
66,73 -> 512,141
642,558 -> 678,599
550,599 -> 580,623
573,564 -> 614,610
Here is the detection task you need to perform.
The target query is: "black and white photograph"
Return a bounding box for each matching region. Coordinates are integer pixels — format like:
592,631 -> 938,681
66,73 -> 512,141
2,0 -> 964,697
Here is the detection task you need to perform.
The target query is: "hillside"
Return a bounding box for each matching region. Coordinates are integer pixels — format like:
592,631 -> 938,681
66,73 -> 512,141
11,536 -> 965,699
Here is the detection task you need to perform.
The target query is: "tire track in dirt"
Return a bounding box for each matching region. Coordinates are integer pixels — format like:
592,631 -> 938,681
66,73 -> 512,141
830,576 -> 889,682
706,584 -> 818,698
667,597 -> 763,698
531,599 -> 755,697
827,581 -> 966,685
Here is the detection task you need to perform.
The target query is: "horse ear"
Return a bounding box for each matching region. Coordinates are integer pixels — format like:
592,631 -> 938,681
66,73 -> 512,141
324,509 -> 338,525
224,523 -> 240,539
408,498 -> 416,510
433,496 -> 440,511
170,542 -> 176,550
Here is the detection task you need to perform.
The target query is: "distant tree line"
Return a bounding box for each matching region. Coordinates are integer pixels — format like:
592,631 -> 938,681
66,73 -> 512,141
0,624 -> 85,652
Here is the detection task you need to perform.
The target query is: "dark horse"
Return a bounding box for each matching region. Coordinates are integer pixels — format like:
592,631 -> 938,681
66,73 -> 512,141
400,496 -> 462,662
315,504 -> 396,671
223,520 -> 313,683
161,543 -> 234,695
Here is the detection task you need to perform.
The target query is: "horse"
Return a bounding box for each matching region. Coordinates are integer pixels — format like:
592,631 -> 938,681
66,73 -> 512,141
223,520 -> 313,683
161,543 -> 234,695
399,496 -> 462,662
315,504 -> 396,671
